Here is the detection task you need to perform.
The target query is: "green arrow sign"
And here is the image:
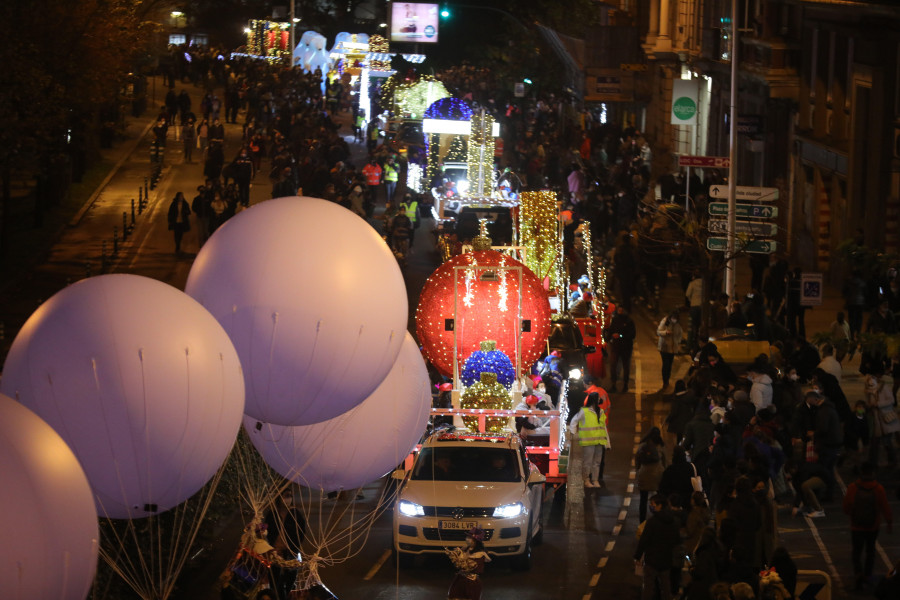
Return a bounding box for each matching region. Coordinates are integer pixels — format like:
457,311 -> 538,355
707,237 -> 777,254
708,203 -> 778,218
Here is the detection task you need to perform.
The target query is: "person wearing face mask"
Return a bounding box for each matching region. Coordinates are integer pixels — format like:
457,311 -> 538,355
657,310 -> 684,392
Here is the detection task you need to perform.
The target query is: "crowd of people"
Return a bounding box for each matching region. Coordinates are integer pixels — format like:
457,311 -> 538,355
150,43 -> 900,600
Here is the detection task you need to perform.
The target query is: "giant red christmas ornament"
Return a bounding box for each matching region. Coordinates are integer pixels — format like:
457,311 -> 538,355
416,250 -> 551,378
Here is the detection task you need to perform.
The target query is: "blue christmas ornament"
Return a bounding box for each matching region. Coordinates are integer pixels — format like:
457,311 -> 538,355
461,340 -> 515,389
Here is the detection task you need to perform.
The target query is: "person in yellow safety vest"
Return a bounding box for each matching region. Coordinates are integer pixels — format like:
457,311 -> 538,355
568,391 -> 610,488
401,193 -> 418,245
384,155 -> 400,204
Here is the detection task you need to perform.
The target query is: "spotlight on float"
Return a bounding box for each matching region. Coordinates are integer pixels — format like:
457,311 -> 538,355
568,368 -> 583,380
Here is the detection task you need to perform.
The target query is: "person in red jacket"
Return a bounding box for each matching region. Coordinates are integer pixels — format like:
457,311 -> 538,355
842,461 -> 893,591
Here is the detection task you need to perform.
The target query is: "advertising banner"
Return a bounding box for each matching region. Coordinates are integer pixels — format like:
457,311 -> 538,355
671,79 -> 698,125
390,3 -> 440,43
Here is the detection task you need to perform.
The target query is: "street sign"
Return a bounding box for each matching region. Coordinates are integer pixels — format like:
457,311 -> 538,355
737,115 -> 763,135
678,155 -> 731,168
709,185 -> 780,201
708,219 -> 778,237
707,237 -> 777,254
800,272 -> 824,306
708,203 -> 778,218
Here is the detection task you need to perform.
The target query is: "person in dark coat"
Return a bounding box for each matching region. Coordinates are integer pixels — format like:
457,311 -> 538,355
166,191 -> 191,255
634,494 -> 682,600
665,380 -> 696,444
605,305 -> 636,392
685,527 -> 724,600
658,446 -> 697,510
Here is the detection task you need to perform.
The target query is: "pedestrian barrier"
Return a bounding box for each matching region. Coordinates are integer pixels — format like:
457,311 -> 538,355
795,569 -> 831,600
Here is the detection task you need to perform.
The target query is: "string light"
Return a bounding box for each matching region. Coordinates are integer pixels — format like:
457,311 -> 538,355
519,191 -> 558,285
407,162 -> 423,193
467,111 -> 496,199
460,372 -> 513,433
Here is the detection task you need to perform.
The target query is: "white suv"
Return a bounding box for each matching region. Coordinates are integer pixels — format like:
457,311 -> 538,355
392,430 -> 545,570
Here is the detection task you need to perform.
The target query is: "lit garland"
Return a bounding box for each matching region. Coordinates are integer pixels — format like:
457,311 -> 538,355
461,341 -> 515,388
498,254 -> 508,312
519,191 -> 559,285
582,221 -> 595,313
445,135 -> 467,162
414,250 -> 552,379
467,111 -> 496,198
425,133 -> 439,188
460,372 -> 513,432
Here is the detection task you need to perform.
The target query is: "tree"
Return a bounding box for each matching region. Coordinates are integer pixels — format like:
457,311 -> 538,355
0,0 -> 154,256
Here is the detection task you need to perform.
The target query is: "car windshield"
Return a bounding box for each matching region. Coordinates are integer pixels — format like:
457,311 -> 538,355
410,446 -> 521,482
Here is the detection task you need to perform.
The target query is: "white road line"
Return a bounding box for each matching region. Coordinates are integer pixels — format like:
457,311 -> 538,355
589,572 -> 600,586
627,483 -> 634,494
623,497 -> 632,507
628,470 -> 636,479
605,540 -> 615,552
364,549 -> 391,580
635,422 -> 642,433
582,594 -> 593,600
835,470 -> 893,570
804,515 -> 843,588
612,524 -> 622,536
618,510 -> 628,521
597,557 -> 608,568
633,435 -> 641,443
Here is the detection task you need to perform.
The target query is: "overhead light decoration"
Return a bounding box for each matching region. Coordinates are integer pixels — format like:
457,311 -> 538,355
519,191 -> 559,289
467,111 -> 496,199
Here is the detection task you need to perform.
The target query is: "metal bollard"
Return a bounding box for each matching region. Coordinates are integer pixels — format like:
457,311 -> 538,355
144,177 -> 149,201
66,277 -> 71,287
85,261 -> 92,278
131,199 -> 136,226
101,242 -> 107,272
122,212 -> 128,240
113,227 -> 119,256
0,322 -> 4,341
138,187 -> 144,214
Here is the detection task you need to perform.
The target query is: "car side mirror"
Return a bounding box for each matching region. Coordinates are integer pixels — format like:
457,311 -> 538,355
583,345 -> 596,355
527,470 -> 546,486
391,468 -> 406,481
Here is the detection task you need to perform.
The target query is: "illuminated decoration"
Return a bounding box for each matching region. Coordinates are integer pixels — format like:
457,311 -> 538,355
394,78 -> 450,119
407,161 -> 424,193
460,372 -> 512,433
445,135 -> 466,162
519,191 -> 560,287
367,34 -> 391,72
415,250 -> 551,379
461,341 -> 515,389
247,20 -> 291,61
424,97 -> 474,120
468,111 -> 496,198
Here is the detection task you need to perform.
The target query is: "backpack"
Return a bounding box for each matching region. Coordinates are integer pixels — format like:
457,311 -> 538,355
851,484 -> 878,528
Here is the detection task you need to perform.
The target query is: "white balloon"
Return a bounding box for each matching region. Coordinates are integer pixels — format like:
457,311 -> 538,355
244,333 -> 431,492
0,394 -> 98,599
185,196 -> 407,426
0,274 -> 245,519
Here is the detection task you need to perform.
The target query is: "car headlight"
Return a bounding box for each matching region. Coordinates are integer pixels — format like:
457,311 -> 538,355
398,500 -> 425,517
493,502 -> 525,518
568,367 -> 583,380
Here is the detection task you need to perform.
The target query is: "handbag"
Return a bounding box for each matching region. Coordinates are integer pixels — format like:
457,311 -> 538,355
690,462 -> 703,493
881,408 -> 898,424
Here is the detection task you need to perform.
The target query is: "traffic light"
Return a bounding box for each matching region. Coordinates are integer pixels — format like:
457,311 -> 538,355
440,4 -> 450,19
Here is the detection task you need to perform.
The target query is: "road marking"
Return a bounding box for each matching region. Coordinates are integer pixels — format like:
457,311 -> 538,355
582,594 -> 592,600
589,572 -> 600,586
597,557 -> 608,568
623,497 -> 631,507
618,510 -> 628,521
835,470 -> 893,569
634,422 -> 642,433
804,515 -> 843,588
628,470 -> 636,479
612,524 -> 622,536
604,540 -> 615,552
364,549 -> 391,580
633,435 -> 641,443
627,483 -> 634,494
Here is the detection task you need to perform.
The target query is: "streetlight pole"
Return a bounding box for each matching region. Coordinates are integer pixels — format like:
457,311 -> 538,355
289,0 -> 295,67
725,0 -> 739,303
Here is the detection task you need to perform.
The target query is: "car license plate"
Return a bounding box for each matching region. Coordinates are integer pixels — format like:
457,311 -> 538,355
438,520 -> 478,531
